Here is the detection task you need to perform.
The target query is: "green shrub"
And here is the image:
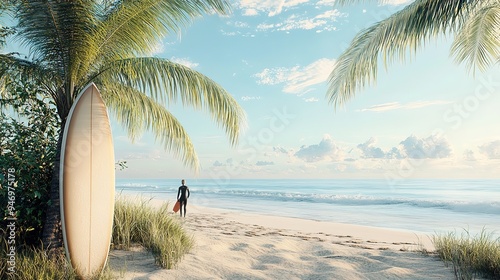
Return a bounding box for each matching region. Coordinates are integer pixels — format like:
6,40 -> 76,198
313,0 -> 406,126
0,74 -> 58,247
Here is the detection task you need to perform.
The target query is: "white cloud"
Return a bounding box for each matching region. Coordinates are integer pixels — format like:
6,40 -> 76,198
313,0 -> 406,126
386,146 -> 405,159
232,21 -> 251,28
212,158 -> 235,167
479,140 -> 500,159
280,17 -> 328,31
266,146 -> 296,158
256,9 -> 343,32
273,146 -> 289,154
222,21 -> 252,36
398,135 -> 452,159
256,22 -> 279,31
303,97 -> 319,102
254,67 -> 289,85
294,134 -> 343,162
213,160 -> 224,167
235,0 -> 344,33
254,58 -> 336,95
221,30 -> 238,36
379,0 -> 413,6
237,0 -> 309,17
356,134 -> 452,160
256,160 -> 274,166
359,100 -> 452,112
170,57 -> 199,69
241,96 -> 262,101
357,137 -> 385,158
464,149 -> 476,161
316,0 -> 336,6
316,9 -> 341,19
360,102 -> 401,112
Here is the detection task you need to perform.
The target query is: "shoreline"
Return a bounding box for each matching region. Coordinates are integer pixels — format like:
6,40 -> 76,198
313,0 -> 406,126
115,195 -> 436,246
109,197 -> 455,279
183,203 -> 436,250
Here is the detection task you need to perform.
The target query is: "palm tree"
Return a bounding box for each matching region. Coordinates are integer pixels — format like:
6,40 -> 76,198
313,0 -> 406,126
0,2 -> 14,47
327,0 -> 499,107
0,0 -> 245,253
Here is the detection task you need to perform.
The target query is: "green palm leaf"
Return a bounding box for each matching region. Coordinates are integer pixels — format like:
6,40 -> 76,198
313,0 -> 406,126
93,57 -> 246,146
451,3 -> 500,74
79,0 -> 231,81
0,54 -> 60,101
102,83 -> 199,169
0,2 -> 14,48
327,0 -> 490,107
95,0 -> 230,56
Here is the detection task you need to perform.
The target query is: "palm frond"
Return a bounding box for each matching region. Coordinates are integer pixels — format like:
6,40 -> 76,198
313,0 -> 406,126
92,57 -> 246,146
0,53 -> 60,100
15,1 -> 97,95
15,1 -> 67,70
327,0 -> 479,108
451,2 -> 500,74
89,0 -> 231,63
0,1 -> 14,48
101,82 -> 199,170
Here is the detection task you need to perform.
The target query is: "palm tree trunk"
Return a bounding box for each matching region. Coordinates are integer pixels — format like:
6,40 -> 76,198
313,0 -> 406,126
41,122 -> 65,257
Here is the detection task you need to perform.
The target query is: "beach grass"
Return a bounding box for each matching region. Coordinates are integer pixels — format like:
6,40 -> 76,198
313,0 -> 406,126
0,245 -> 115,280
433,229 -> 500,279
112,197 -> 194,269
0,197 -> 193,279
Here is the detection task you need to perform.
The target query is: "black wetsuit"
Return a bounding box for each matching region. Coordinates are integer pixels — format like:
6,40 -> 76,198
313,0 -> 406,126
177,185 -> 190,216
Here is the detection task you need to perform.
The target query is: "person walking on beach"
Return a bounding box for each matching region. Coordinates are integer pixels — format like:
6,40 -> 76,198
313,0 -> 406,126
177,179 -> 190,217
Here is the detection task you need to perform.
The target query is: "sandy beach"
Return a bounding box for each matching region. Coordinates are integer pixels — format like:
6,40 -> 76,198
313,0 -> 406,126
108,201 -> 456,280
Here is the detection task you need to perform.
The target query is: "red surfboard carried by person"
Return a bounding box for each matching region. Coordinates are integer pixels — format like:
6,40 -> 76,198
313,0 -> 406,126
173,201 -> 181,213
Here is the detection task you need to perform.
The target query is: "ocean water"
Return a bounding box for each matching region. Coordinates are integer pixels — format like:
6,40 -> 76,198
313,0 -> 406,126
116,178 -> 500,237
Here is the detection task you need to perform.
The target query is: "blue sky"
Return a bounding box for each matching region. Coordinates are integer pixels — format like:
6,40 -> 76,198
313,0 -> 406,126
110,0 -> 500,180
5,0 -> 500,180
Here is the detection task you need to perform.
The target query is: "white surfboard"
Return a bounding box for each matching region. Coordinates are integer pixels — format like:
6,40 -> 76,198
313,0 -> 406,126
60,83 -> 115,278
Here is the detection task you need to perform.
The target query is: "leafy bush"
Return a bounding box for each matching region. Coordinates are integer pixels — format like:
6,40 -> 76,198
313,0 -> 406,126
0,74 -> 59,246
